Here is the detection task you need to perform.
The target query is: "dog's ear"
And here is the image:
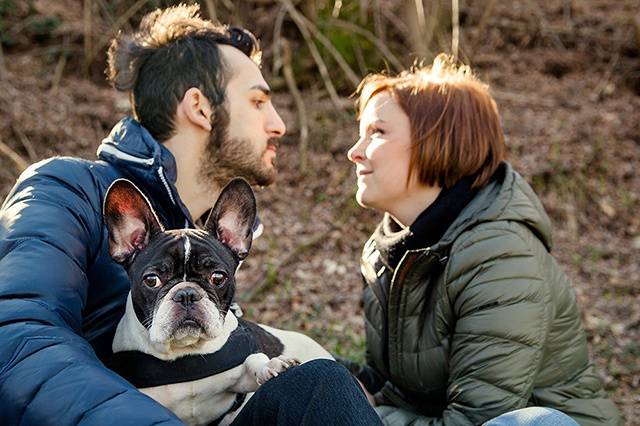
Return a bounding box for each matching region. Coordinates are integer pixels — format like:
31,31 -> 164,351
104,179 -> 164,264
204,178 -> 256,260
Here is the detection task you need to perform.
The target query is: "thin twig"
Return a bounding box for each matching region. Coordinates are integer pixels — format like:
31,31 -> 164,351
526,0 -> 565,50
95,0 -> 117,27
451,0 -> 460,59
50,43 -> 68,91
414,0 -> 426,36
279,0 -> 344,111
329,18 -> 403,71
380,6 -> 409,39
203,0 -> 218,22
281,39 -> 309,173
592,30 -> 629,101
272,5 -> 287,75
372,0 -> 386,51
491,89 -> 557,108
83,0 -> 92,73
0,137 -> 29,173
86,0 -> 148,68
11,124 -> 38,162
297,13 -> 360,87
352,39 -> 367,77
470,0 -> 497,58
0,42 -> 6,81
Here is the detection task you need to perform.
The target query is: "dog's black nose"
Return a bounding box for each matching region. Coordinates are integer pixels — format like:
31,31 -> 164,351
172,287 -> 202,307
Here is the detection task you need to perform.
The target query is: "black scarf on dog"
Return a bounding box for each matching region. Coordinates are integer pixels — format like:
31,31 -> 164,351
108,316 -> 284,425
108,323 -> 259,388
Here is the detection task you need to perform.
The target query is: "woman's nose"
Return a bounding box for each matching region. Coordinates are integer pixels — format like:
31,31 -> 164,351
347,137 -> 366,163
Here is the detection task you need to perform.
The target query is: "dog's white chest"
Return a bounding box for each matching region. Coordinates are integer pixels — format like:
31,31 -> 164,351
140,365 -> 245,426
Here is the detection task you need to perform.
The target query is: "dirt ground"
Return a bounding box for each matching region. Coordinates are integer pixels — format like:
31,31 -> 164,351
0,0 -> 638,423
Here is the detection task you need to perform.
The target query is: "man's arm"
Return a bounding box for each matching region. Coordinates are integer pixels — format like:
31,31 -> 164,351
0,160 -> 182,425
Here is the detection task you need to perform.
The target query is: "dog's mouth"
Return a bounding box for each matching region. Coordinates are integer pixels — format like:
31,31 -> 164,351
168,316 -> 210,348
177,317 -> 203,330
174,315 -> 206,333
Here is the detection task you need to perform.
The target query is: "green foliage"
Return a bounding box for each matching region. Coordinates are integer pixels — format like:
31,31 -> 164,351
28,15 -> 60,37
327,331 -> 366,363
0,0 -> 15,16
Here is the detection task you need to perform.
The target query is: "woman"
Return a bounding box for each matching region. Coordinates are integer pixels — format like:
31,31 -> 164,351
343,54 -> 622,425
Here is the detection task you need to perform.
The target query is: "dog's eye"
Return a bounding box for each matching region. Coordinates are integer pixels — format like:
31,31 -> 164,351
209,271 -> 227,288
143,274 -> 162,288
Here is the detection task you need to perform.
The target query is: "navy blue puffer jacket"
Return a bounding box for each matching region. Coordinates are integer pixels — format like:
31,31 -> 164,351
0,117 -> 195,425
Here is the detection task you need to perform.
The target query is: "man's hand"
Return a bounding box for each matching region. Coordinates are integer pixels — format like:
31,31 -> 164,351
357,378 -> 377,406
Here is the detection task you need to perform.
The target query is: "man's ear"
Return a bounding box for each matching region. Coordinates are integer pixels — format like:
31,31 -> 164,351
179,87 -> 213,132
103,179 -> 164,264
204,178 -> 257,260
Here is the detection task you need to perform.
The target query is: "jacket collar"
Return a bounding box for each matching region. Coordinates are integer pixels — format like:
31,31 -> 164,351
364,162 -> 554,272
433,162 -> 553,252
373,173 -> 478,270
96,117 -> 193,229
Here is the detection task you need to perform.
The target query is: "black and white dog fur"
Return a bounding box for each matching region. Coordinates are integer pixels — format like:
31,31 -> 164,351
104,178 -> 332,426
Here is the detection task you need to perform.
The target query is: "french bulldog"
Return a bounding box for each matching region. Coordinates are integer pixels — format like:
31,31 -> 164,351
103,178 -> 332,426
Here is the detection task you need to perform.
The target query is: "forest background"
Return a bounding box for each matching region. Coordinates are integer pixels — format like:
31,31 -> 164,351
0,0 -> 638,422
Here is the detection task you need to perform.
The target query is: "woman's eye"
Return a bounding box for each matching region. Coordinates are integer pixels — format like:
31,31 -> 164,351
253,99 -> 264,108
143,274 -> 162,288
370,127 -> 385,136
209,271 -> 228,288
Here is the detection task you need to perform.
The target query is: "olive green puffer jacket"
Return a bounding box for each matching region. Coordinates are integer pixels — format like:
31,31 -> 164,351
361,163 -> 622,425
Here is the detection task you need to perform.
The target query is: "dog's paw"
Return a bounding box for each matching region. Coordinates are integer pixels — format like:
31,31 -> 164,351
256,356 -> 301,385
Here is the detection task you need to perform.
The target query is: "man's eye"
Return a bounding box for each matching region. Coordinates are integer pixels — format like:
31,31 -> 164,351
143,274 -> 162,288
253,99 -> 265,108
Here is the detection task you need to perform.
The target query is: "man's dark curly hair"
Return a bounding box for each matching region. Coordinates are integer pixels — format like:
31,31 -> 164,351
106,4 -> 261,142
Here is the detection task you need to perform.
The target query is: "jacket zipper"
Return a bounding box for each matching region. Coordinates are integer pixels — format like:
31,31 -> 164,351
97,143 -> 155,166
157,166 -> 176,206
386,250 -> 434,375
99,143 -> 185,225
99,144 -> 176,206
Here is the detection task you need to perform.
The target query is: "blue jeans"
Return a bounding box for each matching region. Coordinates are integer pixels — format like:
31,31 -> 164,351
484,407 -> 579,425
231,359 -> 383,426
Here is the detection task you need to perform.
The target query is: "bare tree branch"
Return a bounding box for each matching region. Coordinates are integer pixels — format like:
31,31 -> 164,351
271,5 -> 287,75
203,0 -> 218,22
451,0 -> 460,59
0,136 -> 29,174
281,39 -> 309,173
329,18 -> 403,71
297,13 -> 360,87
279,0 -> 345,111
0,43 -> 6,81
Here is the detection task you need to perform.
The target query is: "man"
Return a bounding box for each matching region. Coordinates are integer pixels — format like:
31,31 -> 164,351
0,5 -> 380,425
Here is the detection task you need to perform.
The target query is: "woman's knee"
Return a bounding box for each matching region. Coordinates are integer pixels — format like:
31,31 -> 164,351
484,407 -> 579,426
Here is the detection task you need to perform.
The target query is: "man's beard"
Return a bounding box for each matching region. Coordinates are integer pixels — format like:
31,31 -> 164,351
198,106 -> 277,189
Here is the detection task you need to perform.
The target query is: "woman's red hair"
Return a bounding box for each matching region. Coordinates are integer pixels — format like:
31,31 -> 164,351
356,54 -> 505,189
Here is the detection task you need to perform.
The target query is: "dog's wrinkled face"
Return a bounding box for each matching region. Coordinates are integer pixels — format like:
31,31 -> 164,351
104,178 -> 256,351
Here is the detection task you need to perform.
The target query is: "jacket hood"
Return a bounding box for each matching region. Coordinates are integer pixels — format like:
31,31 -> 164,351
435,162 -> 553,252
96,117 -> 192,228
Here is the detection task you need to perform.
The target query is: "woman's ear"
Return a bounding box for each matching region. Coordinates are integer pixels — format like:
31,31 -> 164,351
178,87 -> 213,132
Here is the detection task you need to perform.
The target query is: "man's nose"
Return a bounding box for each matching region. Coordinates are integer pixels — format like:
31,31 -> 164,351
172,287 -> 202,307
267,105 -> 286,137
